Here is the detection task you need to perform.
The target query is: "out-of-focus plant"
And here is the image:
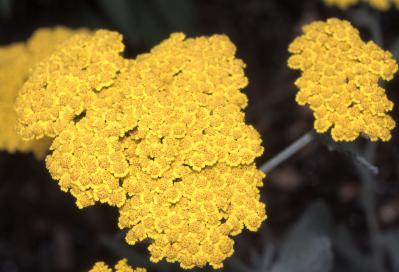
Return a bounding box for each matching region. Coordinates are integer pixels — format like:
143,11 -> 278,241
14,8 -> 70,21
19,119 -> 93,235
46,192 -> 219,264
269,202 -> 333,272
0,27 -> 87,159
96,0 -> 197,48
15,30 -> 266,270
323,0 -> 399,11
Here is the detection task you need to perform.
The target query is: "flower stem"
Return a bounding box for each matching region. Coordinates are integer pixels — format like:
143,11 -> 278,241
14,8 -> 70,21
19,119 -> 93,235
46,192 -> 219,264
349,8 -> 386,272
260,130 -> 314,173
356,143 -> 385,272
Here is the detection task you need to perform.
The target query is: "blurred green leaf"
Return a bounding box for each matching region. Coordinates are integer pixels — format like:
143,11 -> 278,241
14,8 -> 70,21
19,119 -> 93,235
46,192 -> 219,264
96,0 -> 139,45
347,7 -> 383,46
333,224 -> 373,272
97,0 -> 196,48
154,0 -> 196,31
0,0 -> 11,18
249,224 -> 275,272
389,37 -> 399,61
270,201 -> 333,272
382,231 -> 399,271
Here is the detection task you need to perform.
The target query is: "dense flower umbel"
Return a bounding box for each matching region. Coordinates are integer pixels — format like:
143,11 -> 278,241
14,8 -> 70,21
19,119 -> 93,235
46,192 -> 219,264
89,259 -> 146,272
0,27 -> 84,158
288,18 -> 397,142
15,30 -> 127,140
323,0 -> 399,10
16,30 -> 266,269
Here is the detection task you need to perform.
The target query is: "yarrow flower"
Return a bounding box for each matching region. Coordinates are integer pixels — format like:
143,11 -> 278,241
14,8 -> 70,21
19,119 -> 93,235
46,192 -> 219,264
89,259 -> 146,272
288,18 -> 397,142
15,30 -> 267,269
323,0 -> 399,11
15,29 -> 127,140
0,27 -> 86,158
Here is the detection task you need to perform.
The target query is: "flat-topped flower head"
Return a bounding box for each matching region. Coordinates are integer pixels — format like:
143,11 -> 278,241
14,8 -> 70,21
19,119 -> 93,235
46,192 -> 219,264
118,33 -> 265,269
15,29 -> 127,140
18,30 -> 267,269
288,18 -> 397,142
323,0 -> 398,10
0,27 -> 85,158
89,259 -> 146,272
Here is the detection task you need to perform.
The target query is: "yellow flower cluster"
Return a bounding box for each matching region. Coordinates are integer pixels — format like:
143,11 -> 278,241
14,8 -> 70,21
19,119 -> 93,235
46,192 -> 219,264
0,104 -> 51,159
0,27 -> 85,158
0,43 -> 29,104
15,29 -> 127,140
16,30 -> 266,269
89,259 -> 146,272
288,18 -> 397,142
323,0 -> 399,10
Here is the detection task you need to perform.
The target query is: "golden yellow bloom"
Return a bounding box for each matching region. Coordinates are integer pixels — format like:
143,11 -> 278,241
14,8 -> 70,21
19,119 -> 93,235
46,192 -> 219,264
323,0 -> 394,10
15,29 -> 127,140
368,0 -> 391,10
89,259 -> 146,272
288,18 -> 397,142
17,30 -> 266,269
0,43 -> 29,104
0,104 -> 51,159
0,27 -> 85,158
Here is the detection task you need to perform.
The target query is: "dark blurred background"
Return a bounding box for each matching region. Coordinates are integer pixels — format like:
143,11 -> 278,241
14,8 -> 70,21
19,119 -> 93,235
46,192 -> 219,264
1,0 -> 399,271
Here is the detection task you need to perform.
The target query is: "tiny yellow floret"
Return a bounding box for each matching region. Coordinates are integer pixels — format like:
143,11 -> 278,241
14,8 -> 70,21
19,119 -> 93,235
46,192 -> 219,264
288,18 -> 397,142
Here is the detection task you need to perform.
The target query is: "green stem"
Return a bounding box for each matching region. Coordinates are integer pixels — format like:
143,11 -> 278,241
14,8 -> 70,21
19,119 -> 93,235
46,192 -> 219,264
356,143 -> 385,272
260,130 -> 314,173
